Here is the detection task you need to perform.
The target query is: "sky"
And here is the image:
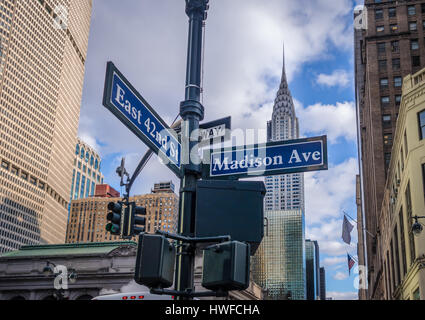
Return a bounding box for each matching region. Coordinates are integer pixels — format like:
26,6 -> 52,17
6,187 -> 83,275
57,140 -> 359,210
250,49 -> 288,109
79,0 -> 365,300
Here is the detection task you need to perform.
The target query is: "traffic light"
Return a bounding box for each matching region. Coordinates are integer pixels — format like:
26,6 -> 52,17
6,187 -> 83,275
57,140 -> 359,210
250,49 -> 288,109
106,201 -> 123,236
123,202 -> 146,239
131,203 -> 147,235
106,200 -> 146,239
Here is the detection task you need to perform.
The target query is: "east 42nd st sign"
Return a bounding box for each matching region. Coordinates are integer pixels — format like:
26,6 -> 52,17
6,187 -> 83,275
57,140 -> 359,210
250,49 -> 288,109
103,62 -> 181,178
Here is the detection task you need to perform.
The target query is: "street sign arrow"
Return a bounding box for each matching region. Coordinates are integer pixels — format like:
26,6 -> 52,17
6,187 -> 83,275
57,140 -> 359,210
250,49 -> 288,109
202,135 -> 328,180
103,62 -> 182,178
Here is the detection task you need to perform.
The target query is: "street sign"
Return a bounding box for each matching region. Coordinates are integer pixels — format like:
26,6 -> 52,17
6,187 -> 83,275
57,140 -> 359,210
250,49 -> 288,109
199,116 -> 231,146
103,62 -> 181,178
203,135 -> 328,180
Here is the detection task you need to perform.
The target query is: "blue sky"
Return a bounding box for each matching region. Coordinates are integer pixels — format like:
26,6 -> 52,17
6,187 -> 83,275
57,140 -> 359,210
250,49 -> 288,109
79,0 -> 363,300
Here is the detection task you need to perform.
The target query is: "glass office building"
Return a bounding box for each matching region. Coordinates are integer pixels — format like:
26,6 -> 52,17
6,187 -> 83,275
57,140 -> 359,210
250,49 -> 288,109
70,138 -> 103,204
252,209 -> 306,300
305,239 -> 320,300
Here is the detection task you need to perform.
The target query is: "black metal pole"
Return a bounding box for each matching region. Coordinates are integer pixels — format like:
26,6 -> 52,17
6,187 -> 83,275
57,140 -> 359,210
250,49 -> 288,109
175,0 -> 209,300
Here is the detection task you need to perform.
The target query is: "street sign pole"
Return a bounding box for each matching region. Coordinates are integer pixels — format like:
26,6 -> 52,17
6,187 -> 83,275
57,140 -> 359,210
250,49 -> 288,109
175,0 -> 209,300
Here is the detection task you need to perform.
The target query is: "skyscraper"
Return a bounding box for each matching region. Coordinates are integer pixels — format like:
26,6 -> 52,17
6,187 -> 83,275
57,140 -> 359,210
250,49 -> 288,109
264,46 -> 304,212
305,239 -> 320,300
252,46 -> 306,300
71,138 -> 104,203
0,0 -> 92,253
354,1 -> 425,299
319,267 -> 326,300
252,209 -> 306,300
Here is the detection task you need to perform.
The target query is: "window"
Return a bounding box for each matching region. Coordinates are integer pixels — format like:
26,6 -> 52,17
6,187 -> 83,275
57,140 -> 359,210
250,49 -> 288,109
381,78 -> 389,89
385,153 -> 391,171
406,182 -> 416,265
21,171 -> 28,180
399,207 -> 407,277
412,56 -> 421,67
411,39 -> 419,50
11,166 -> 18,176
404,131 -> 409,157
396,95 -> 402,106
75,145 -> 80,156
408,6 -> 416,16
394,77 -> 402,88
394,226 -> 401,286
383,115 -> 392,127
378,42 -> 386,54
384,133 -> 393,146
30,176 -> 37,186
389,7 -> 396,18
392,58 -> 400,70
1,160 -> 9,170
410,22 -> 417,31
390,24 -> 398,32
376,9 -> 383,20
419,110 -> 425,139
391,41 -> 399,52
381,97 -> 390,107
379,60 -> 387,72
422,164 -> 425,200
413,288 -> 420,300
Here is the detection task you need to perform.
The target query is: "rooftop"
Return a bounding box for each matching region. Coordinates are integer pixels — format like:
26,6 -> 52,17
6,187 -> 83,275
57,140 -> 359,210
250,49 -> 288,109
0,241 -> 137,259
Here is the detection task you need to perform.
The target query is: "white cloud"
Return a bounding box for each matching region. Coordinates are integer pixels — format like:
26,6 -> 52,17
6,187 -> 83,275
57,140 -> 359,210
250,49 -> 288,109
304,158 -> 358,224
334,271 -> 349,281
322,256 -> 346,267
316,70 -> 351,88
327,291 -> 358,300
79,0 -> 356,160
295,100 -> 357,144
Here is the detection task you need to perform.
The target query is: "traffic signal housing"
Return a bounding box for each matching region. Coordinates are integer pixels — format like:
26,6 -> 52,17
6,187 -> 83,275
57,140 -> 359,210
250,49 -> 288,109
202,241 -> 250,292
106,201 -> 123,236
134,233 -> 176,288
106,201 -> 146,239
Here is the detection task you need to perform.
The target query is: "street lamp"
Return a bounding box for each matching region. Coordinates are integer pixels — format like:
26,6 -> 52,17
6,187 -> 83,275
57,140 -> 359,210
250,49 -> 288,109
42,261 -> 56,276
412,216 -> 425,236
68,269 -> 77,284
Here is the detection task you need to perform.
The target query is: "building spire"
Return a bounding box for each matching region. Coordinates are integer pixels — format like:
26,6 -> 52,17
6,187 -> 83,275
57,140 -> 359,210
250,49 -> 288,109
273,43 -> 295,118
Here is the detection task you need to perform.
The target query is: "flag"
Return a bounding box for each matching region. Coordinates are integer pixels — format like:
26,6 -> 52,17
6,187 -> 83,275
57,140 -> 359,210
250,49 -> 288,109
347,253 -> 356,275
342,215 -> 354,245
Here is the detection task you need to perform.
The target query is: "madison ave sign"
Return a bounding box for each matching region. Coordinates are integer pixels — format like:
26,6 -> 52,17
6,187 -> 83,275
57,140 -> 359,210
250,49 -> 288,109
203,136 -> 328,180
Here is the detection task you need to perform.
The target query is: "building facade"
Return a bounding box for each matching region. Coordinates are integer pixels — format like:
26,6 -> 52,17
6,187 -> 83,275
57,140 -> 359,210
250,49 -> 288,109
305,239 -> 320,300
378,68 -> 425,300
319,267 -> 326,300
66,183 -> 179,244
0,0 -> 93,253
355,1 -> 425,299
264,46 -> 304,212
252,209 -> 306,300
0,242 -> 263,300
70,138 -> 104,203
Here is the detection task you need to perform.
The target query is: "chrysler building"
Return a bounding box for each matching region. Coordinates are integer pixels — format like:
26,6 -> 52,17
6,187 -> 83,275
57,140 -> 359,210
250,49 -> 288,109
264,47 -> 305,212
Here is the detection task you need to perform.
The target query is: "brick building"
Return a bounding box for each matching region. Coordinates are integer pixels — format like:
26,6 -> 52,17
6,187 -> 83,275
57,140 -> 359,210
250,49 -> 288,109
355,1 -> 425,299
66,183 -> 178,244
